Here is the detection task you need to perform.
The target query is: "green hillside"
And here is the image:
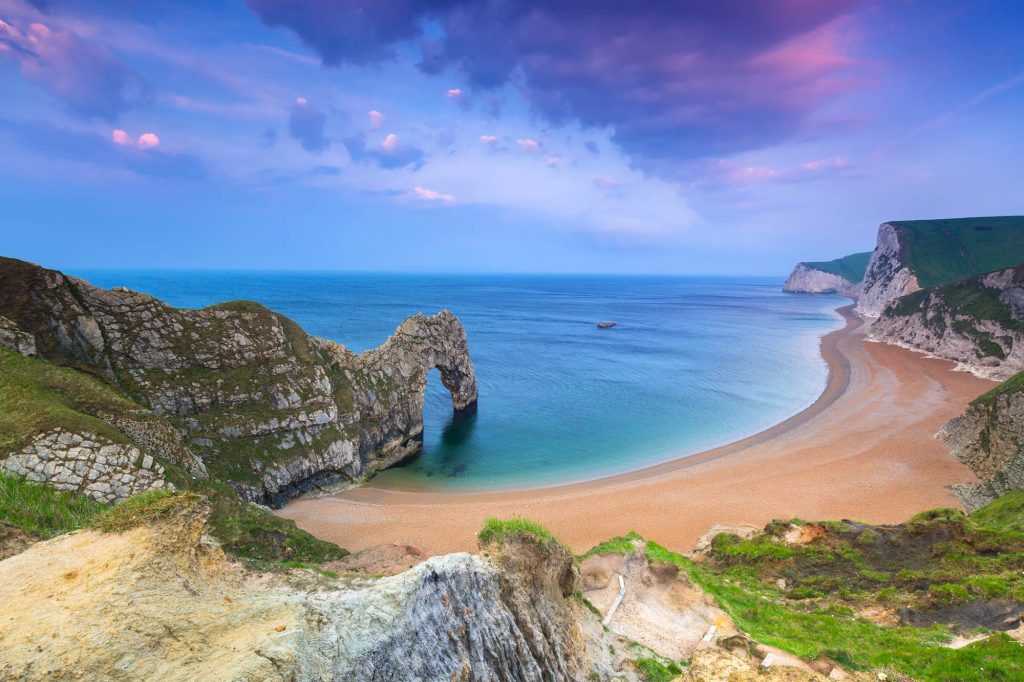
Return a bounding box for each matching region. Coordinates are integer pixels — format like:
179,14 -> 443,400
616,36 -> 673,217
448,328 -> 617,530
890,216 -> 1024,288
803,251 -> 872,283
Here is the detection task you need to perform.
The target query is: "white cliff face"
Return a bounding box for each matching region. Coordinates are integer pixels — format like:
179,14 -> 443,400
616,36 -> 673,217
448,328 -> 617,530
856,223 -> 922,317
783,264 -> 862,298
869,265 -> 1024,380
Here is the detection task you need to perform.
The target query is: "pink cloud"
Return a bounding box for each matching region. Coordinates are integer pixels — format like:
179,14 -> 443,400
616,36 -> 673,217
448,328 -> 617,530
446,88 -> 463,98
480,134 -> 497,145
137,132 -> 160,149
111,128 -> 130,145
367,109 -> 384,128
713,156 -> 849,185
544,154 -> 563,167
379,133 -> 399,151
592,176 -> 622,189
411,186 -> 455,204
295,96 -> 308,106
517,138 -> 540,152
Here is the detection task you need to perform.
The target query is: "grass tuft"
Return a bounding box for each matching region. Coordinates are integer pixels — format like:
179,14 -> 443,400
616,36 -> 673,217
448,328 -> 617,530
478,517 -> 564,548
0,472 -> 105,538
92,490 -> 199,533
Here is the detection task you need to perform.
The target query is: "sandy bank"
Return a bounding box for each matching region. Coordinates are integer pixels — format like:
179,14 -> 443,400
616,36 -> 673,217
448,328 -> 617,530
277,306 -> 996,556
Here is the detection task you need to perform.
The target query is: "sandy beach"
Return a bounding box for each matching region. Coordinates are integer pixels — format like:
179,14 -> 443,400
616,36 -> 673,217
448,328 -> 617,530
277,305 -> 997,556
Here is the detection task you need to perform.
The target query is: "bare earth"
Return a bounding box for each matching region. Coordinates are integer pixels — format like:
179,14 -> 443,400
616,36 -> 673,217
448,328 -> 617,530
277,306 -> 997,557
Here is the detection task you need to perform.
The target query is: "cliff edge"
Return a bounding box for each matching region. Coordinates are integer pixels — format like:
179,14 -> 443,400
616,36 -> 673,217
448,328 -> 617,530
0,257 -> 477,505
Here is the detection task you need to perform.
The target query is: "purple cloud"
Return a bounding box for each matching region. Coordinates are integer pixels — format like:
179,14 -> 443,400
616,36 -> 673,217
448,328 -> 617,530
246,0 -> 864,167
288,97 -> 329,152
0,18 -> 150,122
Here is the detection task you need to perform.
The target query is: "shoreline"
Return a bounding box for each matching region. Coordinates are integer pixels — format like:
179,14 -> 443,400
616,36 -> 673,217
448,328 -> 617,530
369,302 -> 857,496
277,304 -> 997,557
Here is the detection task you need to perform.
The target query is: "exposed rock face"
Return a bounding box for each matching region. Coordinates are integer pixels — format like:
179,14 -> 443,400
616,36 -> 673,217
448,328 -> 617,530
0,501 -> 593,681
0,429 -> 172,503
0,315 -> 35,356
0,257 -> 478,505
783,263 -> 862,297
939,377 -> 1024,511
870,265 -> 1024,380
857,222 -> 922,317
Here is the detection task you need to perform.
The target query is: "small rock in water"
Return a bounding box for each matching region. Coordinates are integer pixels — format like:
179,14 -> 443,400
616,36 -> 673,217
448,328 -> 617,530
596,321 -> 617,329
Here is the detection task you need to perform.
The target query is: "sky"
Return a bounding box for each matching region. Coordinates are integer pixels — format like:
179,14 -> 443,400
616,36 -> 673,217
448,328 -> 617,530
1,0 -> 1022,275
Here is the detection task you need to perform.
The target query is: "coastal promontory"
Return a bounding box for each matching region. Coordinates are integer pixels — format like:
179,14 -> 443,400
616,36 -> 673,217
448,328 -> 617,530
0,257 -> 477,506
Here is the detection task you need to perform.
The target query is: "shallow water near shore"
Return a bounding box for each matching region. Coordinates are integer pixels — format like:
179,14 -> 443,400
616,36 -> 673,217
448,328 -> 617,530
75,271 -> 844,491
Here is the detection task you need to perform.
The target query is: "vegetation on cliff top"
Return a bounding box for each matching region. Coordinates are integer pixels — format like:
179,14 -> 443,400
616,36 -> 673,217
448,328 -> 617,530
582,494 -> 1024,681
803,251 -> 872,283
972,369 -> 1024,406
888,216 -> 1024,288
0,472 -> 105,538
477,517 -> 567,549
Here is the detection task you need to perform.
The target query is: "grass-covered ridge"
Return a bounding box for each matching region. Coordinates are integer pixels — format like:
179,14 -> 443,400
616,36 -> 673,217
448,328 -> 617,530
578,494 -> 1024,681
889,216 -> 1024,288
972,369 -> 1024,406
803,251 -> 872,283
477,517 -> 566,548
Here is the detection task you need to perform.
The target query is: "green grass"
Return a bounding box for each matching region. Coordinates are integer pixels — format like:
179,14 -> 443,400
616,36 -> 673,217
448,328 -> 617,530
971,490 -> 1024,533
0,347 -> 140,453
889,216 -> 1024,288
582,530 -> 643,557
0,472 -> 105,538
972,370 -> 1024,406
633,655 -> 683,682
803,251 -> 872,283
477,517 -> 564,548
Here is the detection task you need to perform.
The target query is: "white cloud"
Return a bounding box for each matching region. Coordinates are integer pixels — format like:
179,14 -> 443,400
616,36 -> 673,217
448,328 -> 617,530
480,135 -> 497,145
379,133 -> 399,151
410,186 -> 455,204
367,109 -> 384,128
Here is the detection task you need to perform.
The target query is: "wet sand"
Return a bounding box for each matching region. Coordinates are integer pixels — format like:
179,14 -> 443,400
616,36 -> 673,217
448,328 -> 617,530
277,306 -> 997,556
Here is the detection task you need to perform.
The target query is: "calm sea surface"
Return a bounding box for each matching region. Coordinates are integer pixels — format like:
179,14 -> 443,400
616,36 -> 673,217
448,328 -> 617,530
75,271 -> 844,490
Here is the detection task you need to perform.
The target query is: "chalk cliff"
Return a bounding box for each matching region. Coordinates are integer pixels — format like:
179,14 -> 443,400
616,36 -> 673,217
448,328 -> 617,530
783,263 -> 862,297
856,222 -> 922,316
870,264 -> 1024,380
0,497 -> 597,681
783,251 -> 870,298
939,372 -> 1024,511
0,257 -> 477,505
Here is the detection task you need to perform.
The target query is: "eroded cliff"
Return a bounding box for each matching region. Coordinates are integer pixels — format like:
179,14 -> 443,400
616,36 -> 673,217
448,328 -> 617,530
782,252 -> 870,298
939,372 -> 1024,511
0,257 -> 477,505
870,264 -> 1024,380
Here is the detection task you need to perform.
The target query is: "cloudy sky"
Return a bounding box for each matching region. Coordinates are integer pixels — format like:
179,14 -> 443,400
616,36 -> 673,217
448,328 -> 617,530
1,0 -> 1022,274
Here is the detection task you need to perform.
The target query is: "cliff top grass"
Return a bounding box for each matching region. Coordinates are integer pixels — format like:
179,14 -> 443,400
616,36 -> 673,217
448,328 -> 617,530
0,472 -> 105,538
579,493 -> 1024,681
972,369 -> 1024,406
803,251 -> 872,283
92,490 -> 200,533
888,216 -> 1024,288
478,517 -> 565,549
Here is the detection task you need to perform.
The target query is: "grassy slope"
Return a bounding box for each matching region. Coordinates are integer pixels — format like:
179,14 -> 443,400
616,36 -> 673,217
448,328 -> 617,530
972,369 -> 1024,406
890,216 -> 1024,288
584,496 -> 1024,681
803,251 -> 872,283
0,347 -> 345,562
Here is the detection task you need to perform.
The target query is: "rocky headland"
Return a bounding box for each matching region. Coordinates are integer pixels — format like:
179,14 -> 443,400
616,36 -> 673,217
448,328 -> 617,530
782,252 -> 870,297
0,257 -> 477,506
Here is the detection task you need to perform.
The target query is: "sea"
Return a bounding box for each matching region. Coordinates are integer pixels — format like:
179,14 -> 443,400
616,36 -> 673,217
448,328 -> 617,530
75,271 -> 846,491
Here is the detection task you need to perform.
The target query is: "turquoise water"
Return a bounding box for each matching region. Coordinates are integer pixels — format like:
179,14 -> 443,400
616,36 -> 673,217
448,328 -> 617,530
75,272 -> 844,491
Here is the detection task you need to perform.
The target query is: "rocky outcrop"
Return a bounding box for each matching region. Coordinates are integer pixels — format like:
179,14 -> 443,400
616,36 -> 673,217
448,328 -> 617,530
939,374 -> 1024,511
870,265 -> 1024,380
857,222 -> 922,317
0,429 -> 172,503
783,263 -> 862,297
0,257 -> 478,505
0,499 -> 595,681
